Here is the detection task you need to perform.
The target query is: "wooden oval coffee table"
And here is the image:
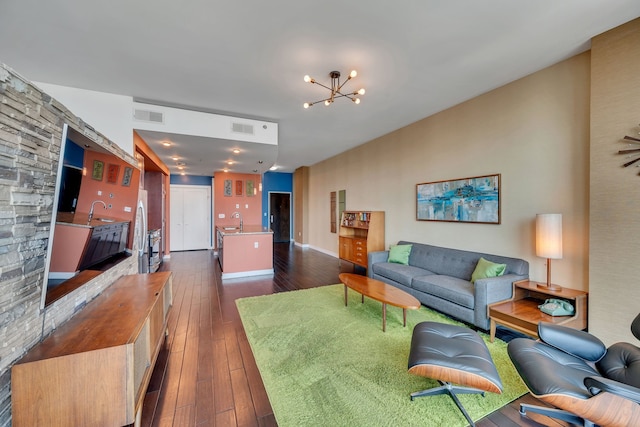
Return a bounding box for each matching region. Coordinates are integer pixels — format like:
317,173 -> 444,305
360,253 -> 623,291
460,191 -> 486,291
339,273 -> 421,332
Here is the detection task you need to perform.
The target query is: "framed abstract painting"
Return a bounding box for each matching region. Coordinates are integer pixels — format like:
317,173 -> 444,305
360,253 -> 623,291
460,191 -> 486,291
416,174 -> 501,224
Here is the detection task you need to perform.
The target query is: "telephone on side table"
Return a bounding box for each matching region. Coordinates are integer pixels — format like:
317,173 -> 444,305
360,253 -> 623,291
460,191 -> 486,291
539,298 -> 575,316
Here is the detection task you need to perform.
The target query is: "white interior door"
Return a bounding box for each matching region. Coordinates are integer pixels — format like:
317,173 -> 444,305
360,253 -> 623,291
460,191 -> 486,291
170,185 -> 211,251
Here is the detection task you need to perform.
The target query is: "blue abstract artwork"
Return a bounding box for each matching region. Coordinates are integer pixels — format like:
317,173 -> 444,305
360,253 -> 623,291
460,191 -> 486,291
416,174 -> 501,224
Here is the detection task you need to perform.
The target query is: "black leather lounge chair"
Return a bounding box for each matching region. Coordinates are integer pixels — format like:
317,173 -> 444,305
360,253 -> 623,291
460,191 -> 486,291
507,313 -> 640,427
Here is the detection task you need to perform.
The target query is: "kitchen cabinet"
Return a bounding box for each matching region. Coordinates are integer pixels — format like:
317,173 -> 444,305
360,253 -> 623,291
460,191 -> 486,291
78,221 -> 130,270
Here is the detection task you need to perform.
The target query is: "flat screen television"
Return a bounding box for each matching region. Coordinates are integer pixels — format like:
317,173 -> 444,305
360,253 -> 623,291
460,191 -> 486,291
40,123 -> 140,308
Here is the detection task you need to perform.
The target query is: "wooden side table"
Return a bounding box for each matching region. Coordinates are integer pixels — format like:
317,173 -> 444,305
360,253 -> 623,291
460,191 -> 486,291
488,279 -> 588,342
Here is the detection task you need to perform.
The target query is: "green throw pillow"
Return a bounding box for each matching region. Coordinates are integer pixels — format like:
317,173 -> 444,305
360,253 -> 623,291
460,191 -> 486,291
388,244 -> 412,265
471,257 -> 506,284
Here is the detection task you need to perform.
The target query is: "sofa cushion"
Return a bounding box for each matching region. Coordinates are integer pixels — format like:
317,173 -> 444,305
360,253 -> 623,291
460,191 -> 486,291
471,257 -> 506,284
372,262 -> 434,287
411,275 -> 475,309
397,241 -> 530,279
388,244 -> 412,265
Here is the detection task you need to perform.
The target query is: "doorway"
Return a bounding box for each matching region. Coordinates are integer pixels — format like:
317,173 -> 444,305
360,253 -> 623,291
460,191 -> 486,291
269,192 -> 291,243
170,185 -> 211,251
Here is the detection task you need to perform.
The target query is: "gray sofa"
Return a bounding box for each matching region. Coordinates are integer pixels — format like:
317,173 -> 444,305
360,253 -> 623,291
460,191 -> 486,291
367,241 -> 529,330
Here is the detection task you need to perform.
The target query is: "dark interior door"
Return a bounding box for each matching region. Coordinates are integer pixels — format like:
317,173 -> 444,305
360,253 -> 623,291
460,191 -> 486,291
57,166 -> 83,212
269,192 -> 291,243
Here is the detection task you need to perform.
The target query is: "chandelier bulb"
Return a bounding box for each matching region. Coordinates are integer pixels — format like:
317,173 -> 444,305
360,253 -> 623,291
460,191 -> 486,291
350,70 -> 357,78
358,88 -> 366,95
324,100 -> 331,106
354,98 -> 361,104
304,75 -> 311,83
303,102 -> 310,109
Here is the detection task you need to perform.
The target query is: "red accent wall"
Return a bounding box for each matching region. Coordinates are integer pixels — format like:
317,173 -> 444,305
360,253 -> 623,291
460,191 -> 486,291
214,172 -> 263,230
77,151 -> 140,247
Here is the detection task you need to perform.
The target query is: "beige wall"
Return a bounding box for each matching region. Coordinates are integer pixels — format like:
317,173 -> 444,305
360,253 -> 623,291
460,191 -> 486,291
590,18 -> 640,344
293,166 -> 310,245
308,52 -> 591,292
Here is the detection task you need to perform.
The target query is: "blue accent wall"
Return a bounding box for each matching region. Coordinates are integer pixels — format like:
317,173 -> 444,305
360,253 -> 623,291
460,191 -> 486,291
262,172 -> 293,228
63,140 -> 84,168
170,174 -> 212,185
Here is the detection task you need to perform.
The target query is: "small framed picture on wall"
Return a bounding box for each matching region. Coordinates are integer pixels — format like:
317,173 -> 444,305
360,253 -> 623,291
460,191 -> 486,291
122,167 -> 133,187
107,164 -> 120,184
92,160 -> 104,181
224,179 -> 232,196
235,180 -> 243,196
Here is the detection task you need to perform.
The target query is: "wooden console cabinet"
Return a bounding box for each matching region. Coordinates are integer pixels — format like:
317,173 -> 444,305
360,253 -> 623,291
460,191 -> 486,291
338,211 -> 385,268
11,272 -> 173,427
488,279 -> 588,342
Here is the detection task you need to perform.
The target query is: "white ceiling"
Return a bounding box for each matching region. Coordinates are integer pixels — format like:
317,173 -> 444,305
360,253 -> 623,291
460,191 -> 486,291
1,1 -> 639,175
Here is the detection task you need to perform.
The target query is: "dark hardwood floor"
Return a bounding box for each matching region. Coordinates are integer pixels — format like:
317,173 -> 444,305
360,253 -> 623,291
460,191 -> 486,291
140,243 -> 569,427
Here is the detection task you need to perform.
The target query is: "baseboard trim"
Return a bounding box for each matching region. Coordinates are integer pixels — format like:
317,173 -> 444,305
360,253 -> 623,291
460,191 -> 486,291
221,268 -> 274,280
307,245 -> 338,258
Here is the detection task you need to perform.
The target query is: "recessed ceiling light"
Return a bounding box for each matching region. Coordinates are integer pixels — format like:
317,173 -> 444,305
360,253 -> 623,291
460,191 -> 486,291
227,161 -> 234,165
269,165 -> 278,171
178,166 -> 184,170
258,160 -> 263,164
180,171 -> 185,175
233,149 -> 240,154
162,141 -> 171,147
171,156 -> 179,161
223,169 -> 229,173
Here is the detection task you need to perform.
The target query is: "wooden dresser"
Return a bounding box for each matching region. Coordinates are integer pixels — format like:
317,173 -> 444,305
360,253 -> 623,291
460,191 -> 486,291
11,271 -> 173,427
338,211 -> 385,268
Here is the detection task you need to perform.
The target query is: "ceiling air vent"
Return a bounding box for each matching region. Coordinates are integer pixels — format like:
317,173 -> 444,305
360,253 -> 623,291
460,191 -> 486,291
231,122 -> 254,135
133,108 -> 164,124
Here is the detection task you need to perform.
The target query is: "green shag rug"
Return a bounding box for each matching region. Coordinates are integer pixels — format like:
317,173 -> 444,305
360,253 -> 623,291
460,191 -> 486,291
236,284 -> 527,427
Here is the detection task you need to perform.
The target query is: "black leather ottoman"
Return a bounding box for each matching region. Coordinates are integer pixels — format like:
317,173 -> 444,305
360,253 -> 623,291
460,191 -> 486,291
408,321 -> 503,427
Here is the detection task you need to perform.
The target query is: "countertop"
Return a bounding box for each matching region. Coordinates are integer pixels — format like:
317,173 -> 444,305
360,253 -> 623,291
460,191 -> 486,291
56,212 -> 130,228
216,225 -> 273,235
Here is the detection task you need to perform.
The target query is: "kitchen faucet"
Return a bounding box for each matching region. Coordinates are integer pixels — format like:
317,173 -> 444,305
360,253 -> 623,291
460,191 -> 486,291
231,211 -> 243,230
88,200 -> 107,223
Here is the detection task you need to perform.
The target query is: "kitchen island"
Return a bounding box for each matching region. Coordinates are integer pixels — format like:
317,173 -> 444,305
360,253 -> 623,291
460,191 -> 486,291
50,212 -> 130,276
216,225 -> 274,279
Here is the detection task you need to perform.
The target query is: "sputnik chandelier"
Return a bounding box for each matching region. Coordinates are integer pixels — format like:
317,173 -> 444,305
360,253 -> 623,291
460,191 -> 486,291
303,70 -> 365,108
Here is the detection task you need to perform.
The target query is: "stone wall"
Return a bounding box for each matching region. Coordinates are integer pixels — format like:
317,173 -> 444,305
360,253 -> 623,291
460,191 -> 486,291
0,63 -> 138,426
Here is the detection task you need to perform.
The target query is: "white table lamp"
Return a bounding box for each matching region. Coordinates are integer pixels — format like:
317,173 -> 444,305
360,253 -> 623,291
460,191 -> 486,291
536,213 -> 563,291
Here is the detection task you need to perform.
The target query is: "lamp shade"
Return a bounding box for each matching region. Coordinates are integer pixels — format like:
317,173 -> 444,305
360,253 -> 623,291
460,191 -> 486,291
536,213 -> 563,259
